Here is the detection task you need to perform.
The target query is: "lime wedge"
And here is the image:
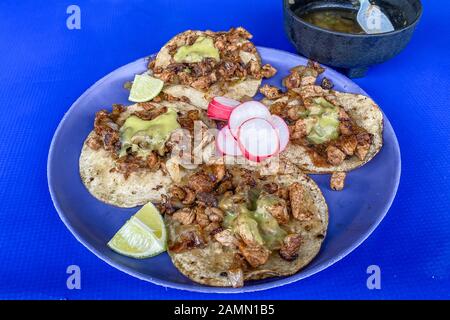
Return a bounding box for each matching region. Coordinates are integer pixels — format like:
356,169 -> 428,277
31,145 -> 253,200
128,74 -> 164,103
107,202 -> 166,259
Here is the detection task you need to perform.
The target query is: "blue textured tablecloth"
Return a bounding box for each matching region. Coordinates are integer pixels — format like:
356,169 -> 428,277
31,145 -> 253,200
0,0 -> 448,300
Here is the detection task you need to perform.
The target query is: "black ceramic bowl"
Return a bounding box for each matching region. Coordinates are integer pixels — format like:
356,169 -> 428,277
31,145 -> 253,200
283,0 -> 422,77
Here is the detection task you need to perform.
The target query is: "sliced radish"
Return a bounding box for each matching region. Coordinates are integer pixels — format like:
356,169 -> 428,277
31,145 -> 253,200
237,118 -> 279,162
207,96 -> 241,121
216,126 -> 242,156
228,101 -> 271,138
213,96 -> 241,109
269,115 -> 290,153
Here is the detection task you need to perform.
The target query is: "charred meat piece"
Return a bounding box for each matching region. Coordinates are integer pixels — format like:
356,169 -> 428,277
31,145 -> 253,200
214,229 -> 238,247
110,104 -> 126,122
338,108 -> 353,135
277,186 -> 290,201
157,195 -> 176,215
321,77 -> 334,90
298,85 -> 326,100
146,152 -> 161,171
263,182 -> 279,194
261,64 -> 277,78
172,208 -> 196,225
269,101 -> 287,117
170,185 -> 186,201
290,119 -> 307,141
259,84 -> 284,100
204,222 -> 221,235
196,192 -> 218,207
289,183 -> 313,221
205,207 -> 224,222
133,106 -> 168,121
114,155 -> 149,178
279,234 -> 302,261
287,105 -> 307,122
307,60 -> 325,73
93,110 -> 121,153
283,70 -> 301,89
177,109 -> 200,131
86,135 -> 102,150
217,60 -> 239,78
238,243 -> 270,268
330,172 -> 346,191
195,205 -> 210,228
191,74 -> 216,91
191,58 -> 217,77
336,135 -> 358,156
182,187 -> 196,205
188,172 -> 216,193
216,179 -> 233,194
339,121 -> 353,136
355,132 -> 372,160
247,59 -> 261,75
170,185 -> 195,205
232,168 -> 256,189
267,201 -> 290,225
326,145 -> 346,166
169,225 -> 205,253
283,62 -> 323,90
208,164 -> 226,182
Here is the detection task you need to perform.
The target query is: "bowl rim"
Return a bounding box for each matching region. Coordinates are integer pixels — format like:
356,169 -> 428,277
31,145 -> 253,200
283,0 -> 423,38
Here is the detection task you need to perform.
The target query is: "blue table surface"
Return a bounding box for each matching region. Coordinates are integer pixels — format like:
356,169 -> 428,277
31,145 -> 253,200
0,0 -> 449,300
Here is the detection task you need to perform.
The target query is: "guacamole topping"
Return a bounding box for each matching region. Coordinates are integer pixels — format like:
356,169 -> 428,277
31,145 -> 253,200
173,37 -> 220,63
219,194 -> 248,229
302,97 -> 340,145
233,211 -> 265,246
119,108 -> 180,157
255,195 -> 287,250
220,191 -> 287,251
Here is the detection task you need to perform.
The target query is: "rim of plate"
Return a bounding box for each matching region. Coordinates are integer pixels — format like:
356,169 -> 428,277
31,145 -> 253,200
47,46 -> 401,293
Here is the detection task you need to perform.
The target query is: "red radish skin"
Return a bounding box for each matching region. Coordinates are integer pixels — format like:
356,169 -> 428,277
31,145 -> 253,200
228,101 -> 271,138
237,118 -> 279,162
207,96 -> 241,121
216,126 -> 242,156
270,115 -> 290,153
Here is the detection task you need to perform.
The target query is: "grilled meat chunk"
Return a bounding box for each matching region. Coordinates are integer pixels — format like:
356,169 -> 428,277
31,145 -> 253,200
326,145 -> 346,166
214,229 -> 238,247
169,225 -> 205,253
238,243 -> 270,268
355,132 -> 372,160
289,183 -> 313,221
195,205 -> 210,228
188,172 -> 216,193
172,208 -> 196,225
205,207 -> 224,222
259,84 -> 284,100
279,234 -> 302,261
267,201 -> 290,225
330,172 -> 346,191
336,135 -> 358,156
261,64 -> 277,78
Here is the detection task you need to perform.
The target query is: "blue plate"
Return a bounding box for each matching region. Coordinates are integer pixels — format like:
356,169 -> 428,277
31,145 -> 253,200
48,47 -> 401,293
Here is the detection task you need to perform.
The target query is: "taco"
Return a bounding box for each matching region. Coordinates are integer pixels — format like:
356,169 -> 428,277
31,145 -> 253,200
260,61 -> 383,173
79,101 -> 216,208
160,162 -> 328,287
148,27 -> 277,109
